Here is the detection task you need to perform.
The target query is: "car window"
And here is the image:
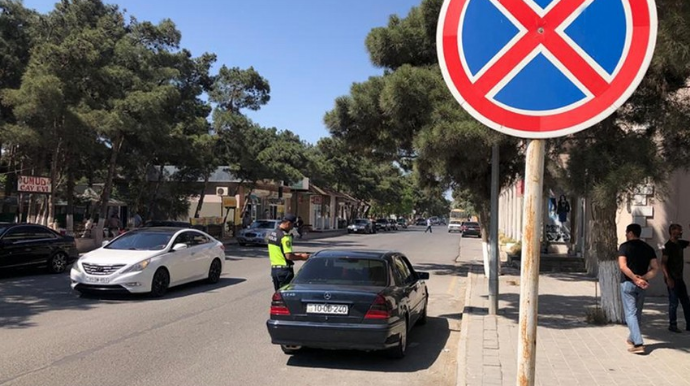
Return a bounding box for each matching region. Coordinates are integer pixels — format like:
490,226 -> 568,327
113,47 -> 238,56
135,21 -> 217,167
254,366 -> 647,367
189,232 -> 210,245
354,220 -> 368,225
105,231 -> 173,250
393,255 -> 415,285
293,257 -> 388,286
251,221 -> 278,229
29,227 -> 58,240
172,232 -> 193,246
3,227 -> 34,241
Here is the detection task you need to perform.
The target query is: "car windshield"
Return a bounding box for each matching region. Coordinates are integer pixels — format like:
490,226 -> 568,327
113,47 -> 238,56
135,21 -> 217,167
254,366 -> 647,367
376,219 -> 387,223
293,257 -> 388,287
250,221 -> 277,229
466,222 -> 479,227
354,220 -> 368,225
450,221 -> 462,225
105,231 -> 173,250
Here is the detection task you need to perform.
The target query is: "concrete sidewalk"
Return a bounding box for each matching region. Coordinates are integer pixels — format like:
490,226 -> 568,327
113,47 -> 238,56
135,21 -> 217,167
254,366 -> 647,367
457,262 -> 690,386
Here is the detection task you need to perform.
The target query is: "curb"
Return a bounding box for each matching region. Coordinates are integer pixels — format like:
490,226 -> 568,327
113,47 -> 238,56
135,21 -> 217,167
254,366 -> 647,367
457,270 -> 476,386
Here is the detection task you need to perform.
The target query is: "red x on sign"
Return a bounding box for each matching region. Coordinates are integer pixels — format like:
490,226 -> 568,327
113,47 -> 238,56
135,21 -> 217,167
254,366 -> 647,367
474,0 -> 608,97
437,0 -> 658,138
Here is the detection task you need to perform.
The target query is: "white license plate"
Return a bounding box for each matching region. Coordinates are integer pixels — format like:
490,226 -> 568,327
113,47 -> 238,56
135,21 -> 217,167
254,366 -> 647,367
85,276 -> 111,284
306,303 -> 348,315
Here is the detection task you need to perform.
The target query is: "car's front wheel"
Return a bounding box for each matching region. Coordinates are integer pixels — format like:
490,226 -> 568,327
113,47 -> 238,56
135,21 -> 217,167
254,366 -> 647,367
48,252 -> 68,274
207,258 -> 222,284
281,345 -> 302,355
150,268 -> 170,298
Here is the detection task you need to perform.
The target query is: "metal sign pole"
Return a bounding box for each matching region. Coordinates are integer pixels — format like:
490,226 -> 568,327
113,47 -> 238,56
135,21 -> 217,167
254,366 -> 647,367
489,143 -> 500,315
516,139 -> 545,386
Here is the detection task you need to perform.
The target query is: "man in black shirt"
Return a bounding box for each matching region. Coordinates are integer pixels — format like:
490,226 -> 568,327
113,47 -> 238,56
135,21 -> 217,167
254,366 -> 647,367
618,223 -> 659,354
662,224 -> 690,333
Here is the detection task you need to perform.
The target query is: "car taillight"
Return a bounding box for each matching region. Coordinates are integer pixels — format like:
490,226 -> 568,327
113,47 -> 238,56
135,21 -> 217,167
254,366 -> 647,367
219,244 -> 226,251
364,294 -> 391,319
270,292 -> 291,316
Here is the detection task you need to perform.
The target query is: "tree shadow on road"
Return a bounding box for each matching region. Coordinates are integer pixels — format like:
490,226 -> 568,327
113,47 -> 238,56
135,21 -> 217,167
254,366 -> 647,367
284,316 -> 451,372
0,267 -> 245,329
77,277 -> 246,302
0,268 -> 94,329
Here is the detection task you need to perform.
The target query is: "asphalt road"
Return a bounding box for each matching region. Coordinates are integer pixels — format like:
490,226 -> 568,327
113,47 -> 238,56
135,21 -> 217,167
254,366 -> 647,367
0,226 -> 480,386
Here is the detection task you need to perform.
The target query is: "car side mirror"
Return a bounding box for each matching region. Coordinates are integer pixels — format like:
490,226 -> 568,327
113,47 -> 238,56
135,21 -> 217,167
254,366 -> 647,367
172,243 -> 188,251
417,271 -> 430,280
101,240 -> 110,247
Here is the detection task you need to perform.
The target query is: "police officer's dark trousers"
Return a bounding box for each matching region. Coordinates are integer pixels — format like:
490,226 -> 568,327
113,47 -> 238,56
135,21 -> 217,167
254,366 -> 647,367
272,266 -> 294,291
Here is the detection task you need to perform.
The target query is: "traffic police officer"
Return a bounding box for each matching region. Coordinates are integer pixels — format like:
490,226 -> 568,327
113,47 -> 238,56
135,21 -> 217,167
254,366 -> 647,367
268,214 -> 309,291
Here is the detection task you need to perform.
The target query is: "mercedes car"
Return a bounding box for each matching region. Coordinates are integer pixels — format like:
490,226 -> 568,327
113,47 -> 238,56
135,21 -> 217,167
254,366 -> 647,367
266,249 -> 429,358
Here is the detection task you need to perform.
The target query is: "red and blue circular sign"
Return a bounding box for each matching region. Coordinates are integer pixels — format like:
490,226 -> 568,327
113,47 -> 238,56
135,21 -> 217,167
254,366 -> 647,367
437,0 -> 657,138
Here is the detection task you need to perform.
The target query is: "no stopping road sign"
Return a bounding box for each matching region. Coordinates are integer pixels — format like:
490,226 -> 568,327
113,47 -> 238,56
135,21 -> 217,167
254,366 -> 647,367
437,0 -> 657,138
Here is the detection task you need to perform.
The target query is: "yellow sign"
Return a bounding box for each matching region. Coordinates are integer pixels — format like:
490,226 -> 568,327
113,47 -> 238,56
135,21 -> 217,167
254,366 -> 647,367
222,196 -> 237,208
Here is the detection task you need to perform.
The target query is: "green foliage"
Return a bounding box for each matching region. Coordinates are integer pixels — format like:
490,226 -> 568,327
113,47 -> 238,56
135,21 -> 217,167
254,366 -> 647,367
325,0 -> 522,221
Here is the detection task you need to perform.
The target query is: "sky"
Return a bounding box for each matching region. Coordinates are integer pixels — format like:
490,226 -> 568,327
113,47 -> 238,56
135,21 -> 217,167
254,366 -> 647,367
23,0 -> 423,145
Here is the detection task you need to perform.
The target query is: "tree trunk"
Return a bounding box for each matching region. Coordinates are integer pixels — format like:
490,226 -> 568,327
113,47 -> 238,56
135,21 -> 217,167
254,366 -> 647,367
48,138 -> 63,230
96,133 -> 125,244
478,205 -> 491,277
589,195 -> 624,323
27,194 -> 35,223
66,166 -> 75,236
193,173 -> 210,218
147,164 -> 166,220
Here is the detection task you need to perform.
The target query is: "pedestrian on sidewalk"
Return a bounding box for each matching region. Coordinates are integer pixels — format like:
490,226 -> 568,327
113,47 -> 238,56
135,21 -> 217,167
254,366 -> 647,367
267,214 -> 310,291
662,223 -> 690,333
424,218 -> 433,233
618,223 -> 659,354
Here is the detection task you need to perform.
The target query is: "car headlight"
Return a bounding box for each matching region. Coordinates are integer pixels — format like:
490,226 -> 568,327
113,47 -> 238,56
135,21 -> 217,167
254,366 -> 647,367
122,259 -> 152,273
72,259 -> 83,272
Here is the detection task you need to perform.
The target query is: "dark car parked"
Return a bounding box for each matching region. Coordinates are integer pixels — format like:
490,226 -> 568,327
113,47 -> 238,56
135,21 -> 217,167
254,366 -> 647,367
461,221 -> 481,238
375,219 -> 391,232
347,219 -> 375,234
415,218 -> 426,226
266,249 -> 429,358
0,223 -> 79,273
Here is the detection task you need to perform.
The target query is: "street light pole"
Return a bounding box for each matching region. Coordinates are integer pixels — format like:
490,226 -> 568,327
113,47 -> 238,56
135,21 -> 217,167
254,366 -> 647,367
516,139 -> 545,386
489,143 -> 500,315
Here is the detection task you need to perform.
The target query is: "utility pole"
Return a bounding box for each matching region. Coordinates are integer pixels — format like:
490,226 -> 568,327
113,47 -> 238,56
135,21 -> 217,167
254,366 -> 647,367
489,143 -> 499,315
516,139 -> 545,386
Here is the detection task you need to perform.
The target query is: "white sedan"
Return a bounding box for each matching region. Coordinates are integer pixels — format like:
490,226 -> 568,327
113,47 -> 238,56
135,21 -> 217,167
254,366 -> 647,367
448,220 -> 463,233
71,227 -> 225,297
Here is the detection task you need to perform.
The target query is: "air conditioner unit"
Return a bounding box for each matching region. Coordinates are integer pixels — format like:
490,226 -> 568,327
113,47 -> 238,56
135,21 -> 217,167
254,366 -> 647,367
216,187 -> 229,196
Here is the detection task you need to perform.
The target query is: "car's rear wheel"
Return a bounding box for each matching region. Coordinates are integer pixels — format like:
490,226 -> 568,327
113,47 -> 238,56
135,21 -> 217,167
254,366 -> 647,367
207,258 -> 222,284
48,252 -> 68,274
387,319 -> 408,359
280,345 -> 302,355
150,268 -> 170,298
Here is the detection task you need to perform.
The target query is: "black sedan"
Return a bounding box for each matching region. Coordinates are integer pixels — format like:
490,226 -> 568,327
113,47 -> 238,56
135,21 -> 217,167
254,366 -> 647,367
347,219 -> 375,234
266,249 -> 429,358
0,223 -> 79,273
375,219 -> 391,231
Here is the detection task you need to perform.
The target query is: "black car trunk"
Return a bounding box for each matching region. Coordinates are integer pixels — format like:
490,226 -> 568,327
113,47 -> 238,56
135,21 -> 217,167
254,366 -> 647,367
279,284 -> 382,324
